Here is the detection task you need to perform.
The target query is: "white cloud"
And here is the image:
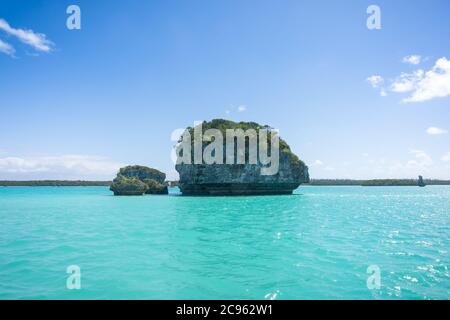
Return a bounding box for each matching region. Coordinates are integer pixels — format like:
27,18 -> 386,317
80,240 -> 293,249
407,149 -> 433,167
367,75 -> 387,96
237,105 -> 247,112
0,18 -> 53,52
311,151 -> 450,179
365,150 -> 437,178
426,127 -> 447,135
225,104 -> 247,115
312,160 -> 323,166
391,70 -> 424,93
0,155 -> 124,180
402,55 -> 421,65
367,75 -> 384,88
390,57 -> 450,103
442,152 -> 450,163
0,38 -> 14,56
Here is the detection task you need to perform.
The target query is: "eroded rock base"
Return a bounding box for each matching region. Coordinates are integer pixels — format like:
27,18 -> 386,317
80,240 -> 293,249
179,183 -> 300,195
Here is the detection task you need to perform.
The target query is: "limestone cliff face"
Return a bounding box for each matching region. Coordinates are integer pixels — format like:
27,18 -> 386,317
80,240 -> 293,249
175,119 -> 309,195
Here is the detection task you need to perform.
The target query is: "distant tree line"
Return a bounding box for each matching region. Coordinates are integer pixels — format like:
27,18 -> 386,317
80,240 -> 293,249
424,179 -> 450,185
0,180 -> 112,186
1,179 -> 449,187
361,179 -> 417,186
308,179 -> 363,186
308,179 -> 450,186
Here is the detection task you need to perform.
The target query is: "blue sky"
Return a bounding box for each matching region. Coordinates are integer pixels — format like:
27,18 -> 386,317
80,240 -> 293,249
0,0 -> 449,180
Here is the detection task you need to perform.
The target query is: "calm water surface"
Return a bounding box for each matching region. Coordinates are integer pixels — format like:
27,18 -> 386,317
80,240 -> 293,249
0,186 -> 449,299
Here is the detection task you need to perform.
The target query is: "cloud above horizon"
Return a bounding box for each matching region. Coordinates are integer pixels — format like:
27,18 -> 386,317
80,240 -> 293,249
237,105 -> 247,112
312,160 -> 323,166
225,104 -> 247,115
442,152 -> 450,163
402,55 -> 421,65
0,18 -> 53,55
368,57 -> 450,103
0,155 -> 124,180
367,75 -> 384,88
309,149 -> 450,180
366,75 -> 387,96
391,57 -> 450,103
426,127 -> 448,135
408,149 -> 433,168
0,38 -> 14,56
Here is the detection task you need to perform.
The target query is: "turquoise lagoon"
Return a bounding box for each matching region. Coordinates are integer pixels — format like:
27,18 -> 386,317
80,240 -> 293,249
0,186 -> 449,300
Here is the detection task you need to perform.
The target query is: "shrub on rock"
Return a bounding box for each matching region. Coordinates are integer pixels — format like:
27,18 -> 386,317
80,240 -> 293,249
110,175 -> 148,196
110,165 -> 168,196
119,165 -> 166,184
143,179 -> 169,194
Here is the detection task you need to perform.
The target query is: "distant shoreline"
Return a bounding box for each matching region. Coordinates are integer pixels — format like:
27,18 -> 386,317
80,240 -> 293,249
0,181 -> 112,187
1,179 -> 450,187
308,179 -> 450,186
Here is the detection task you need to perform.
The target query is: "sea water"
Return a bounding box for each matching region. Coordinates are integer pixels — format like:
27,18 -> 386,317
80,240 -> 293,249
0,186 -> 449,299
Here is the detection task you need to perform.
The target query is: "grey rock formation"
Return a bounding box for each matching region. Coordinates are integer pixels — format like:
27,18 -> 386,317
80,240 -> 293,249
175,119 -> 309,195
110,165 -> 168,195
110,176 -> 148,196
418,175 -> 426,187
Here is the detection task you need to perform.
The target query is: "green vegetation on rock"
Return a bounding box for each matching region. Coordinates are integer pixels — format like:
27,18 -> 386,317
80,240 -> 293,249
143,178 -> 169,194
181,119 -> 305,167
110,175 -> 148,196
119,165 -> 166,183
176,119 -> 309,195
110,165 -> 168,196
